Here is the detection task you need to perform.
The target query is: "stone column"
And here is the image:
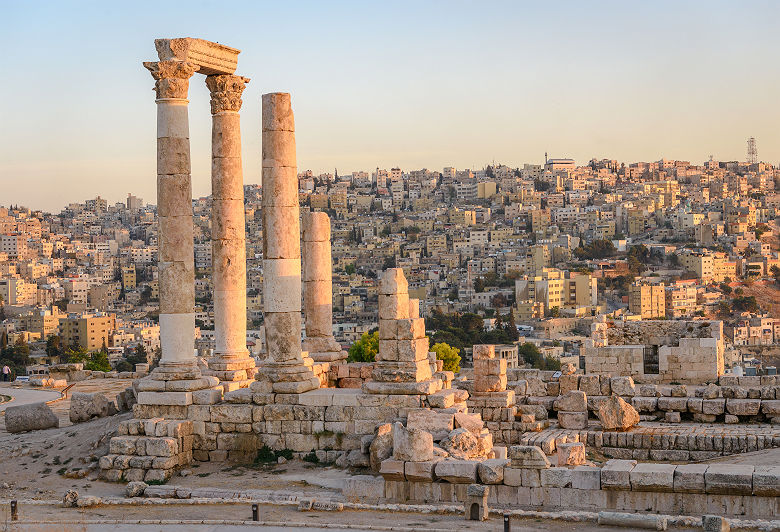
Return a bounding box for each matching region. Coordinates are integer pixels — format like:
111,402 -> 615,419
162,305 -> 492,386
205,74 -> 256,390
253,93 -> 318,394
302,211 -> 345,362
143,60 -> 202,380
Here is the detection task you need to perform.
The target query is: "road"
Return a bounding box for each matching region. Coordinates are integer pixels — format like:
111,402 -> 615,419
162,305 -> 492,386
0,384 -> 61,413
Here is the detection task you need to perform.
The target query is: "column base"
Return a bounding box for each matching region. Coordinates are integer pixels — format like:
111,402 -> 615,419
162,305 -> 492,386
150,361 -> 204,381
205,353 -> 258,384
254,356 -> 320,394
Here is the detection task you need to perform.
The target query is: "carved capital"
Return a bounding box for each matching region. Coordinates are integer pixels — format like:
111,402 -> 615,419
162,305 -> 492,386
143,60 -> 200,99
206,74 -> 250,114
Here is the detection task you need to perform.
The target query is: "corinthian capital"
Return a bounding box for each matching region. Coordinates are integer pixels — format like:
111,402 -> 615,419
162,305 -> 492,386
206,75 -> 250,114
143,60 -> 200,99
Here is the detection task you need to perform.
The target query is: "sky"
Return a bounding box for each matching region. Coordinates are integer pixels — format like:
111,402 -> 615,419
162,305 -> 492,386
1,0 -> 779,212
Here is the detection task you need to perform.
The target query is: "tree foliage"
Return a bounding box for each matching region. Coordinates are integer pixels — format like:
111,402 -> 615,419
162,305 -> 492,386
573,239 -> 616,260
347,331 -> 379,363
517,342 -> 561,371
430,342 -> 461,373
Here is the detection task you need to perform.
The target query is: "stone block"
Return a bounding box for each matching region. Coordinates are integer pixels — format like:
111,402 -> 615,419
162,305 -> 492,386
705,465 -> 754,495
435,460 -> 479,483
540,467 -> 572,488
630,463 -> 675,492
379,459 -> 405,481
477,458 -> 509,484
673,463 -> 707,493
342,475 -> 384,502
554,391 -> 587,412
752,466 -> 780,496
137,391 -> 192,406
725,399 -> 761,416
601,459 -> 636,490
702,515 -> 730,532
571,465 -> 600,490
406,409 -> 454,440
472,344 -> 495,360
610,376 -> 636,396
405,460 -> 438,482
392,422 -> 434,462
630,396 -> 658,412
557,411 -> 588,429
508,445 -> 550,469
503,467 -> 522,487
557,442 -> 586,467
598,512 -> 668,530
701,399 -> 725,415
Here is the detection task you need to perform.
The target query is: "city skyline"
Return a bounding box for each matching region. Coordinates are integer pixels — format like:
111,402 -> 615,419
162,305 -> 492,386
2,0 -> 780,211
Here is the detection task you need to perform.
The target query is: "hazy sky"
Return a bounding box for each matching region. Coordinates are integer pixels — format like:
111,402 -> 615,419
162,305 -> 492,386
2,1 -> 778,211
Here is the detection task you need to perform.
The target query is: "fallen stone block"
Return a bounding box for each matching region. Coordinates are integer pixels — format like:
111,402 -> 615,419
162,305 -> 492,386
508,445 -> 550,469
378,459 -> 405,481
597,395 -> 639,431
554,390 -> 587,412
557,442 -> 586,466
5,402 -> 59,433
477,458 -> 509,484
702,515 -> 730,532
405,460 -> 438,482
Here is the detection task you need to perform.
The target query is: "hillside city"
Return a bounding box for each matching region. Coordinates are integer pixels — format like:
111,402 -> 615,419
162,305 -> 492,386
2,153 -> 779,378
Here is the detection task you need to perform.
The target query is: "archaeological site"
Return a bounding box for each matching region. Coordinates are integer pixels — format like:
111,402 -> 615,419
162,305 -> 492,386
0,37 -> 778,532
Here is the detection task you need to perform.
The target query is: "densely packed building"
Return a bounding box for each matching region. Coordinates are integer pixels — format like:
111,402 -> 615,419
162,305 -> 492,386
1,156 -> 779,373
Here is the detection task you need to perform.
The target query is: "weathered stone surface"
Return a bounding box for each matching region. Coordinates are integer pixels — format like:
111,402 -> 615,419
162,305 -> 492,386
404,460 -> 438,482
725,398 -> 761,416
598,512 -> 668,531
597,395 -> 639,431
673,463 -> 707,493
453,412 -> 484,434
434,459 -> 479,483
378,459 -> 405,481
630,463 -> 676,492
571,465 -> 600,489
540,467 -> 572,487
557,442 -> 586,466
752,465 -> 780,496
477,458 -> 509,484
705,464 -> 754,495
369,423 -> 393,471
601,459 -> 636,490
557,411 -> 588,429
125,481 -> 148,498
69,392 -> 117,423
5,402 -> 59,433
554,390 -> 587,412
610,376 -> 636,397
342,475 -> 384,501
701,515 -> 729,532
508,445 -> 550,469
406,409 -> 454,441
441,428 -> 479,460
392,422 -> 433,462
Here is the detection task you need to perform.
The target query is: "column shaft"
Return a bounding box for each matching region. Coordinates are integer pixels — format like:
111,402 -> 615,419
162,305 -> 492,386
254,93 -> 318,394
302,211 -> 344,362
144,60 -> 200,377
206,74 -> 255,385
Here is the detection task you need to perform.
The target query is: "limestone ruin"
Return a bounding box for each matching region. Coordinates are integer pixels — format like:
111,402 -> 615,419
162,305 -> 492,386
92,37 -> 779,522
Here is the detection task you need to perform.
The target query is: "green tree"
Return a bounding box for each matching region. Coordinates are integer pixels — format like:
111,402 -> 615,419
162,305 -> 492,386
85,349 -> 111,372
126,344 -> 149,367
45,335 -> 63,359
344,263 -> 356,275
431,342 -> 461,373
347,331 -> 379,363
